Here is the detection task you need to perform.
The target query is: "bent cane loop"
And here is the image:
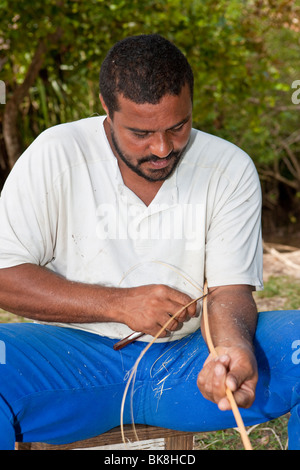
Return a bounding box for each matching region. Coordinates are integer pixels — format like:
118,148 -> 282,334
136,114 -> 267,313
120,292 -> 208,447
202,280 -> 253,450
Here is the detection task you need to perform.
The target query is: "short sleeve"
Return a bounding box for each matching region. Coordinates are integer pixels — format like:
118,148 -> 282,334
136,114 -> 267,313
205,155 -> 263,290
0,142 -> 57,269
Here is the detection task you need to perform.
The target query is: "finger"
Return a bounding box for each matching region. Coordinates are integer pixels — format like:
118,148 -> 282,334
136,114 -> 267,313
225,373 -> 239,392
211,362 -> 228,402
162,303 -> 188,324
218,396 -> 231,411
218,370 -> 256,410
225,365 -> 255,394
165,288 -> 197,318
152,323 -> 170,338
160,314 -> 182,332
167,300 -> 196,322
155,314 -> 182,336
218,385 -> 256,411
185,300 -> 197,317
198,359 -> 228,404
231,383 -> 256,409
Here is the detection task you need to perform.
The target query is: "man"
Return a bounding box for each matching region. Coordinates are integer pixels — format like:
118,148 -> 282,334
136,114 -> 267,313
0,34 -> 299,450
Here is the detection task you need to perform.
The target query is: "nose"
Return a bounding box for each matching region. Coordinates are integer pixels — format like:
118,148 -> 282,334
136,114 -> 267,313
149,132 -> 173,158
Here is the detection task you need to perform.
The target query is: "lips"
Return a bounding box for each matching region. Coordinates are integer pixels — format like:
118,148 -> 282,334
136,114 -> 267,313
148,157 -> 172,169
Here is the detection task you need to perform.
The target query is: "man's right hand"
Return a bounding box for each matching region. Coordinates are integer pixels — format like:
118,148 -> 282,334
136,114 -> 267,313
119,284 -> 197,337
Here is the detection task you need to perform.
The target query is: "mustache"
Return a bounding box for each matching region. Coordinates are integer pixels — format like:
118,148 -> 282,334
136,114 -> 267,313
138,150 -> 181,165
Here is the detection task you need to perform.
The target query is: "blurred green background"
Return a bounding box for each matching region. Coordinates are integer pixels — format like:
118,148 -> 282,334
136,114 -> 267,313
1,0 -> 300,237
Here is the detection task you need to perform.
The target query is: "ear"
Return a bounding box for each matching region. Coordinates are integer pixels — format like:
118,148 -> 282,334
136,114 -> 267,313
99,94 -> 110,119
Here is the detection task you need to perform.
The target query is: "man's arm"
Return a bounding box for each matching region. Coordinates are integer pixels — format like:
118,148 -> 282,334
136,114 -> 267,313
197,284 -> 258,410
0,263 -> 196,337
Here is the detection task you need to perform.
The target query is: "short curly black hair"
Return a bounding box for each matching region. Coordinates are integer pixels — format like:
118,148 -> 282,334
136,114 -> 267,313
99,34 -> 194,116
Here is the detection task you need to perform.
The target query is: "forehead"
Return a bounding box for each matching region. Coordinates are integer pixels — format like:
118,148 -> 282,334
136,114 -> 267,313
114,83 -> 192,131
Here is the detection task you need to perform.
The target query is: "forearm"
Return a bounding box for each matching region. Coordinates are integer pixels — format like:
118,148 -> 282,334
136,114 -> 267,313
198,284 -> 258,409
0,263 -> 196,336
0,263 -> 124,323
201,284 -> 258,351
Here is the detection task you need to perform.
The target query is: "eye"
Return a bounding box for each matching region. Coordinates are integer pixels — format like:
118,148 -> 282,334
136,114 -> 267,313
133,132 -> 149,139
171,123 -> 185,133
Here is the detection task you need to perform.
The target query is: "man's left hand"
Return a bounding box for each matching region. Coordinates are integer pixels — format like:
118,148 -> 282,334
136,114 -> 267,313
197,344 -> 258,410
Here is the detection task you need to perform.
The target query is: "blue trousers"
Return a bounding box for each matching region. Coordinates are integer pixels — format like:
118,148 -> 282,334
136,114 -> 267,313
0,310 -> 299,450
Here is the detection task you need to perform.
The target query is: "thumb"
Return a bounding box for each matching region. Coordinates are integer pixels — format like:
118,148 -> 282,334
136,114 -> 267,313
225,367 -> 256,409
225,372 -> 240,392
225,360 -> 250,391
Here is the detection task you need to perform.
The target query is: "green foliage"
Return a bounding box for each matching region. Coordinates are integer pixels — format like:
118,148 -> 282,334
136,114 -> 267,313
1,1 -> 298,142
256,275 -> 300,310
194,414 -> 289,450
1,0 -> 300,225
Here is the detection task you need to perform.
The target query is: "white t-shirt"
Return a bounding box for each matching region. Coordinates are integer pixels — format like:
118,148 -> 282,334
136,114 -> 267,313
0,116 -> 263,341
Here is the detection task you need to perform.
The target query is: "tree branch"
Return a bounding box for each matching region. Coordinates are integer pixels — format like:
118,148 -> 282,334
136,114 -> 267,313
3,28 -> 63,168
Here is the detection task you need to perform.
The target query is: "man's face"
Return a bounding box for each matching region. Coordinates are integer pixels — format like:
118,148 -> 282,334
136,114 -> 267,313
101,83 -> 193,182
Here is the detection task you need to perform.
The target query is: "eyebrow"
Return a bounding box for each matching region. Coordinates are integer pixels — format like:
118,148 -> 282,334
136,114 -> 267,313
125,114 -> 192,133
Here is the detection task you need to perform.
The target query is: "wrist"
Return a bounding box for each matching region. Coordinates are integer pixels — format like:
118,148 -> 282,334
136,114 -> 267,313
214,337 -> 255,353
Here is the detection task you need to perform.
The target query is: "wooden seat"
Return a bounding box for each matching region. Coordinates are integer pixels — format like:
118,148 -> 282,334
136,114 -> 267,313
15,424 -> 195,450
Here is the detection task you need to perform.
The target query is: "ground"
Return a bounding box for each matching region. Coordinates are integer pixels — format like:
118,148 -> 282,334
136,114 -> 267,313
254,241 -> 300,311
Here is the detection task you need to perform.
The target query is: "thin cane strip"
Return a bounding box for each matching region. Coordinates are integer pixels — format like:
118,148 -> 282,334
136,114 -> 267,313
120,293 -> 207,446
202,281 -> 253,450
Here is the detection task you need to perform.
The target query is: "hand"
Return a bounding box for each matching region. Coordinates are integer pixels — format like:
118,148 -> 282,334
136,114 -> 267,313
120,284 -> 197,337
197,344 -> 258,410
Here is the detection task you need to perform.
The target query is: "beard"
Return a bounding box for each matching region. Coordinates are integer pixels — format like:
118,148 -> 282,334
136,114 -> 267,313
110,128 -> 187,182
